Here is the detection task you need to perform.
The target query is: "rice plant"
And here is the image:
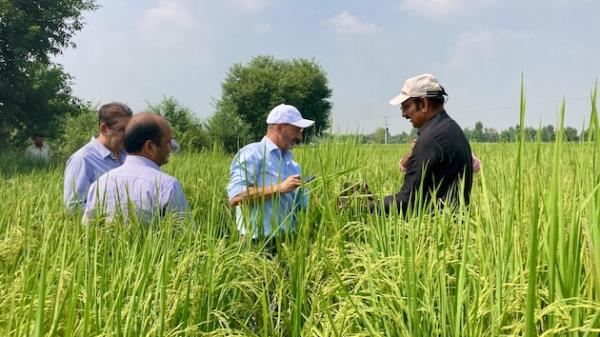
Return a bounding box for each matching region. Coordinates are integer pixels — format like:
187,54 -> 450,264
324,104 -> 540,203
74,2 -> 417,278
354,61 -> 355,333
1,88 -> 599,336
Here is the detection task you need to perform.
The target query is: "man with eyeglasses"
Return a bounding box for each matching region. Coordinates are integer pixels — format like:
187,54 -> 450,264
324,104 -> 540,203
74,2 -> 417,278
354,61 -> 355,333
375,73 -> 473,215
64,102 -> 133,212
83,112 -> 188,224
227,104 -> 313,252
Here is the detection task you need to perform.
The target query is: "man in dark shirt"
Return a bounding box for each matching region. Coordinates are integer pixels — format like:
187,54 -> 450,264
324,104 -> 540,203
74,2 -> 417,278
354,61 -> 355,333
377,73 -> 473,215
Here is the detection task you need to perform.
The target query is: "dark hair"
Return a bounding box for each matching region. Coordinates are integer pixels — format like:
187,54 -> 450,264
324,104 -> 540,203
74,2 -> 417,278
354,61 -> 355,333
426,95 -> 446,108
425,86 -> 448,108
414,96 -> 445,111
98,102 -> 133,126
32,132 -> 44,138
123,119 -> 163,153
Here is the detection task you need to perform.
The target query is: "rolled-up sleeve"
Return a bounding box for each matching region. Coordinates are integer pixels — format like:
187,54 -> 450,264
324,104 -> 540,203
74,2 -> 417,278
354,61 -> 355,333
226,149 -> 257,201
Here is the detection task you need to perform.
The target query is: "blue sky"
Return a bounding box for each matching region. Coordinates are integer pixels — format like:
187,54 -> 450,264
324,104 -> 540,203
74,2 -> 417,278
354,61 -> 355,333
55,0 -> 600,134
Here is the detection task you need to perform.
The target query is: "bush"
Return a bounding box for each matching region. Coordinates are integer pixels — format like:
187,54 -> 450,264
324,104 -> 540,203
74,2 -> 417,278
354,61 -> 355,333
148,96 -> 210,151
205,105 -> 252,153
52,103 -> 98,161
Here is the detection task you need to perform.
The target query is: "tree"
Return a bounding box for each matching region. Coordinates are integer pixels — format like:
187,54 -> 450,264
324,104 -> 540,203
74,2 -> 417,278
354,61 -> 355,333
483,127 -> 500,142
564,127 -> 579,142
500,126 -> 517,142
541,124 -> 556,142
205,103 -> 252,153
147,96 -> 209,151
148,97 -> 196,135
0,0 -> 97,145
371,127 -> 390,144
53,102 -> 98,160
216,55 -> 332,141
472,121 -> 484,142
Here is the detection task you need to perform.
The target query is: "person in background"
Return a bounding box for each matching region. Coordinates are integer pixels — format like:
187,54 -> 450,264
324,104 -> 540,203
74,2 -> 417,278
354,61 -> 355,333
226,104 -> 313,249
63,102 -> 132,212
170,138 -> 181,154
24,133 -> 52,161
83,112 -> 188,224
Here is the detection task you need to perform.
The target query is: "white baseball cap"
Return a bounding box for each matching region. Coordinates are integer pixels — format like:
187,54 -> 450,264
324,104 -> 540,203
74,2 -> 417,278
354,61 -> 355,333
266,104 -> 315,128
389,73 -> 447,106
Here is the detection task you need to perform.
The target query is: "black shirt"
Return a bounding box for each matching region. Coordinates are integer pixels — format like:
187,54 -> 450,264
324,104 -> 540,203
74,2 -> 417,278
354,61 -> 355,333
383,110 -> 473,214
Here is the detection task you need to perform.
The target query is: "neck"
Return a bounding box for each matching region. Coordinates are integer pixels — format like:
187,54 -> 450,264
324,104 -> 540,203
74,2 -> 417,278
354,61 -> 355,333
431,105 -> 444,116
424,106 -> 444,123
265,132 -> 286,152
130,152 -> 160,166
96,134 -> 119,157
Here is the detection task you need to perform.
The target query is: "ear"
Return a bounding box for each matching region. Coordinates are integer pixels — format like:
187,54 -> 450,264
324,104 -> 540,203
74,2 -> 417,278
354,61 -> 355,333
420,97 -> 429,112
142,139 -> 155,153
99,123 -> 109,135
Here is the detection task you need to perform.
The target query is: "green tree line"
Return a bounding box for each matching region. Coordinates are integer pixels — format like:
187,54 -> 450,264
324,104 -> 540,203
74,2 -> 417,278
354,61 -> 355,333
352,121 -> 584,144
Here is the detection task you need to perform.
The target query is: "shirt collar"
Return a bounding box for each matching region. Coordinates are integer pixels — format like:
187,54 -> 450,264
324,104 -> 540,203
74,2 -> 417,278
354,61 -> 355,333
261,136 -> 293,161
90,136 -> 125,160
32,144 -> 48,150
418,110 -> 447,135
124,155 -> 161,171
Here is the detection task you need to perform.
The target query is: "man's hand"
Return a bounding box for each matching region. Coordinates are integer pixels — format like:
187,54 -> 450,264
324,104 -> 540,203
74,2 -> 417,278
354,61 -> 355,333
278,175 -> 302,193
229,175 -> 302,207
399,139 -> 417,172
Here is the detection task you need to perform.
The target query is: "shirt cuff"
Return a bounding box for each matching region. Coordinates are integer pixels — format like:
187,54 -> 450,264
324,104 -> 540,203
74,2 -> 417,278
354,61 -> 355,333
227,185 -> 248,201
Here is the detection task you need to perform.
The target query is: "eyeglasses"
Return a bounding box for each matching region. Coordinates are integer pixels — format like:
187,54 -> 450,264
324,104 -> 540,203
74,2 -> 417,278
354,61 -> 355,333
283,124 -> 303,132
400,97 -> 421,113
109,126 -> 125,134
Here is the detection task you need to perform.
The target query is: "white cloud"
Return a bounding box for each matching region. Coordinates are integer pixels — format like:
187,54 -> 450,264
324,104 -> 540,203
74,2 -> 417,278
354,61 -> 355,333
139,0 -> 199,47
445,29 -> 536,70
225,0 -> 273,12
446,31 -> 492,69
327,11 -> 381,36
400,0 -> 463,18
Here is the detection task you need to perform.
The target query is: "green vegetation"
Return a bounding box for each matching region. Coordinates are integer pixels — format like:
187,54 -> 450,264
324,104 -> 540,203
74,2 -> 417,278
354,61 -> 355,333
1,4 -> 598,331
1,129 -> 599,336
216,55 -> 333,142
0,0 -> 97,145
348,122 -> 582,145
148,96 -> 211,151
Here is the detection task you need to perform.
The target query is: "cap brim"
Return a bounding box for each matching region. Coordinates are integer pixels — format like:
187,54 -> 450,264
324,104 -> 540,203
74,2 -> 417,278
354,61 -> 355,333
389,93 -> 410,106
290,119 -> 315,128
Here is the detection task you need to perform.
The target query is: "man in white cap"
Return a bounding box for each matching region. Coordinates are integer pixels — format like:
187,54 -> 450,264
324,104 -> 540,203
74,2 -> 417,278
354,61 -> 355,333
378,73 -> 473,214
227,104 -> 314,248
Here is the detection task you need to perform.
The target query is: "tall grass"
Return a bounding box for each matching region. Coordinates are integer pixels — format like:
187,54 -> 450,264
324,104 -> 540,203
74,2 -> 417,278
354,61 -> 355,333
1,96 -> 600,336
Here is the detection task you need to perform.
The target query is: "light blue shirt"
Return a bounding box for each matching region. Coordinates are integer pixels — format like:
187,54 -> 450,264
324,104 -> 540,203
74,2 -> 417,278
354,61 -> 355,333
226,137 -> 308,238
83,155 -> 188,224
64,137 -> 126,212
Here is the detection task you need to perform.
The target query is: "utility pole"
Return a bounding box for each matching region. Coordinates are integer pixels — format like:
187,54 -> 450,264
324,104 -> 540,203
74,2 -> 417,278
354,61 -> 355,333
383,115 -> 389,144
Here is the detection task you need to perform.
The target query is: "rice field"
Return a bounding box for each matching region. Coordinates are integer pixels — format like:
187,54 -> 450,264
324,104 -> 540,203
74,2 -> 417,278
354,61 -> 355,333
1,99 -> 600,336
